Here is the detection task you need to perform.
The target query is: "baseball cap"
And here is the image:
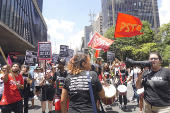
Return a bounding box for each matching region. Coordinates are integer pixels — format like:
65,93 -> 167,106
36,66 -> 41,70
52,65 -> 58,69
57,58 -> 66,65
22,65 -> 30,70
96,57 -> 104,61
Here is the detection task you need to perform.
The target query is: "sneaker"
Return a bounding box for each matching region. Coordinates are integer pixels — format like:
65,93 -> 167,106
34,95 -> 38,100
123,105 -> 128,110
119,104 -> 122,109
129,97 -> 135,101
115,98 -> 119,102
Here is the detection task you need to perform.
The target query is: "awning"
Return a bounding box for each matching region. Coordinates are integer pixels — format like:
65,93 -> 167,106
0,21 -> 35,56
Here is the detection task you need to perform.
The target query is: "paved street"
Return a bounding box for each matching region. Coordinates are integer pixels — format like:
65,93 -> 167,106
28,83 -> 140,113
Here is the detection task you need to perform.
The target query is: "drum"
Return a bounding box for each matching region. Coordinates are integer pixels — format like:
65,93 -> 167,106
137,87 -> 144,97
117,85 -> 127,95
101,85 -> 116,105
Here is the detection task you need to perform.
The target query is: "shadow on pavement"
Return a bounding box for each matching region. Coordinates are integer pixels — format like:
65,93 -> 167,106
105,107 -> 119,113
29,105 -> 41,110
122,104 -> 139,112
51,110 -> 57,113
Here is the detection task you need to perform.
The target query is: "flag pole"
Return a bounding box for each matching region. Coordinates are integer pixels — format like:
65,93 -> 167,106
0,47 -> 17,83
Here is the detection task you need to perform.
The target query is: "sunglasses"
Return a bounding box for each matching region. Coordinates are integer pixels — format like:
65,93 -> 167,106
149,58 -> 159,61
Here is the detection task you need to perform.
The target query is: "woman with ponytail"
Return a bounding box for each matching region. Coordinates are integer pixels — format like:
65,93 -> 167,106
61,54 -> 105,113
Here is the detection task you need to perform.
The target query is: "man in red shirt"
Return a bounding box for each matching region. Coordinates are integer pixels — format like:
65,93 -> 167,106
0,63 -> 24,113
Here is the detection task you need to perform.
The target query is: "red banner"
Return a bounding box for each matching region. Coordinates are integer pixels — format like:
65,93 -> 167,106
95,50 -> 100,58
115,13 -> 143,38
87,33 -> 114,52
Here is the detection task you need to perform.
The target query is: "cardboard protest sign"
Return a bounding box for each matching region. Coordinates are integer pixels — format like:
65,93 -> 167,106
107,51 -> 115,62
59,45 -> 69,57
52,54 -> 59,64
68,49 -> 74,58
25,50 -> 38,66
38,42 -> 52,60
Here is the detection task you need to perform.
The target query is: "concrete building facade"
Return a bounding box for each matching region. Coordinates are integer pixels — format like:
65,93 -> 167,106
102,0 -> 160,35
93,12 -> 103,35
84,25 -> 92,48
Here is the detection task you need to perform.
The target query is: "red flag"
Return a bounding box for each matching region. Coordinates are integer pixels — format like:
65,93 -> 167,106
115,13 -> 143,38
87,33 -> 114,52
95,50 -> 100,58
7,54 -> 12,66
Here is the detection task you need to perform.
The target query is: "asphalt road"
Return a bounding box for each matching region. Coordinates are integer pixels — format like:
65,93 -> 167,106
28,83 -> 141,113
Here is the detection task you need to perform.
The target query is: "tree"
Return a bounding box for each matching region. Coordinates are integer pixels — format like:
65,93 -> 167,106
156,22 -> 170,44
156,22 -> 170,66
102,21 -> 156,62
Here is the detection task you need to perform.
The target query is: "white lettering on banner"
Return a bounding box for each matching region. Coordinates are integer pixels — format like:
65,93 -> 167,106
69,76 -> 92,94
93,36 -> 111,50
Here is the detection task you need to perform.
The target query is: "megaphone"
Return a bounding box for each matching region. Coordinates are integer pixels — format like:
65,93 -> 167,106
126,57 -> 152,69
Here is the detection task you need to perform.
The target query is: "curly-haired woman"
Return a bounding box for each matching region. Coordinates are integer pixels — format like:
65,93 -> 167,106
61,54 -> 105,113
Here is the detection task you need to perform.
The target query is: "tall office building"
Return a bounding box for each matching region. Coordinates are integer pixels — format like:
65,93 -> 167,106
84,25 -> 92,48
102,0 -> 160,35
93,12 -> 103,35
80,37 -> 85,51
36,0 -> 43,12
0,0 -> 47,64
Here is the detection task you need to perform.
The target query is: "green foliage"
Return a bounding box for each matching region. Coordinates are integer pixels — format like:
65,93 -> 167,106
162,45 -> 170,66
102,21 -> 157,62
156,22 -> 170,44
99,21 -> 170,66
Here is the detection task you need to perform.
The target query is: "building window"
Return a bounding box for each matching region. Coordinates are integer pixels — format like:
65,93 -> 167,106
9,0 -> 14,29
5,0 -> 11,26
1,0 -> 7,23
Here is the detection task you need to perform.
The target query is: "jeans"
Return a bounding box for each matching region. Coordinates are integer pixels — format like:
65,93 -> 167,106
132,84 -> 139,103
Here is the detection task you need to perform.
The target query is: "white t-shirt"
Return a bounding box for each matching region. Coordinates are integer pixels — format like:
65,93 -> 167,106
34,73 -> 44,86
130,68 -> 139,85
114,67 -> 119,75
0,74 -> 4,95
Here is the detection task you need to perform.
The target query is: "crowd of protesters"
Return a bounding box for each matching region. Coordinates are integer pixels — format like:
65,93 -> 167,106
0,52 -> 169,113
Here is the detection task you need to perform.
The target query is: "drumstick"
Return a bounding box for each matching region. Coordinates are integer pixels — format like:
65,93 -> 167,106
0,47 -> 17,83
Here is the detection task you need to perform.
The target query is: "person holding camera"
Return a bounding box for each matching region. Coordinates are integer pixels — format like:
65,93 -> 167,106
136,52 -> 170,113
39,69 -> 55,113
20,65 -> 33,113
34,67 -> 44,100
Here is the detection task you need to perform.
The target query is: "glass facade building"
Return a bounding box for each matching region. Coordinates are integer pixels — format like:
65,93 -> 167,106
0,0 -> 47,50
102,0 -> 160,35
36,0 -> 43,12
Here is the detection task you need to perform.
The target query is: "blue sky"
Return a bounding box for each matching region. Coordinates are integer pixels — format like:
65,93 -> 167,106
42,0 -> 170,53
